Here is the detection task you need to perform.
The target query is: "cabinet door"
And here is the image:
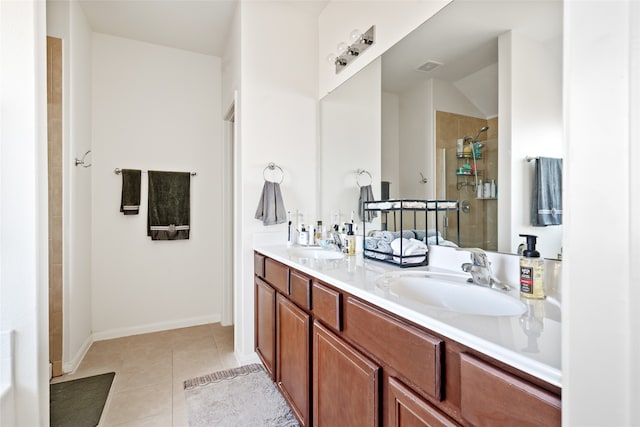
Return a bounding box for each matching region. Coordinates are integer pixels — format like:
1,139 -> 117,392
388,377 -> 459,427
255,277 -> 276,379
277,294 -> 311,426
313,321 -> 379,427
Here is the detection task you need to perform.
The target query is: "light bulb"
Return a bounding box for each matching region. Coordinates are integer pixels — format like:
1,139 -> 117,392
336,42 -> 348,55
326,53 -> 337,64
350,29 -> 362,43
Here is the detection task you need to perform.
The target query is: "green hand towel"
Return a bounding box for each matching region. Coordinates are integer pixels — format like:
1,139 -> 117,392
120,169 -> 141,215
147,171 -> 191,240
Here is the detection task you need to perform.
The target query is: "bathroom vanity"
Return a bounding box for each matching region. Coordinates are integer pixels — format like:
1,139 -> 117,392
254,244 -> 561,426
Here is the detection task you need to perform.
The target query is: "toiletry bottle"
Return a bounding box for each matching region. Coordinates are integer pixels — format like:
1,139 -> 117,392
490,179 -> 496,198
308,224 -> 315,246
345,223 -> 356,256
456,138 -> 464,157
477,179 -> 484,198
315,220 -> 323,242
299,225 -> 308,246
484,180 -> 491,199
519,234 -> 545,299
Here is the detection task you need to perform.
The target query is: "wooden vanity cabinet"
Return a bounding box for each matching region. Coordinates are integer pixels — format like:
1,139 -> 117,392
254,252 -> 561,427
255,277 -> 276,380
277,293 -> 311,426
388,377 -> 459,427
313,321 -> 379,427
460,353 -> 561,426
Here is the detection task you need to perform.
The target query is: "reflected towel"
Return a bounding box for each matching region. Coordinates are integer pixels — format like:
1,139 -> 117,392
358,185 -> 378,223
147,171 -> 190,240
255,181 -> 286,226
380,230 -> 415,243
120,169 -> 141,215
532,157 -> 563,226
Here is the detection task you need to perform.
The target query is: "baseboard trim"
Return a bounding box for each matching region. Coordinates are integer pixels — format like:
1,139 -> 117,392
63,333 -> 92,374
235,350 -> 260,366
92,314 -> 221,342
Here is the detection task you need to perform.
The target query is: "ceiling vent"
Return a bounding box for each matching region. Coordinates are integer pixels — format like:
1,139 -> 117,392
417,60 -> 443,73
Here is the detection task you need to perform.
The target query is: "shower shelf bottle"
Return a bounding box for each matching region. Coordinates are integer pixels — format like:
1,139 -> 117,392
519,234 -> 545,299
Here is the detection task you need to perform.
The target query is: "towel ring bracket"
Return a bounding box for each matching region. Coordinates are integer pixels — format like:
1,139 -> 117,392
356,169 -> 373,187
263,162 -> 284,184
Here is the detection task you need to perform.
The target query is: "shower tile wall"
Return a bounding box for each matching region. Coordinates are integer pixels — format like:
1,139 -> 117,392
47,36 -> 63,377
435,111 -> 498,250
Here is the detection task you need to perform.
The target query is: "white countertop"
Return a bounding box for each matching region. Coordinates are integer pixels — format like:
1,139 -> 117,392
253,242 -> 562,389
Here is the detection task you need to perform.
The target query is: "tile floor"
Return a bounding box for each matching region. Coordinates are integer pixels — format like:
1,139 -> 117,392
50,323 -> 238,426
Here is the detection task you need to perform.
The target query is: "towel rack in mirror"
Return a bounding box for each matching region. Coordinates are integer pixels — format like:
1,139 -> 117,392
356,169 -> 373,187
114,168 -> 197,176
263,162 -> 284,184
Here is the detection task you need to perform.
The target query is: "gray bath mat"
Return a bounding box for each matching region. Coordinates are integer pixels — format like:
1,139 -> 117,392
50,371 -> 115,427
184,363 -> 298,427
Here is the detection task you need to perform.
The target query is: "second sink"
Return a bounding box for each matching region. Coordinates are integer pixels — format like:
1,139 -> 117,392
376,270 -> 526,316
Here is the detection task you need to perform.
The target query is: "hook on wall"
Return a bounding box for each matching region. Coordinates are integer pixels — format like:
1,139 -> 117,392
419,172 -> 428,184
74,150 -> 92,168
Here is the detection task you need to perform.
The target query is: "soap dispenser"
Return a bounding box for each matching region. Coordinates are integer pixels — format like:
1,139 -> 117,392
344,223 -> 356,256
519,234 -> 545,299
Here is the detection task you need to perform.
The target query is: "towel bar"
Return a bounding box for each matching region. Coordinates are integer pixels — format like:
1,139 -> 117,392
114,168 -> 197,176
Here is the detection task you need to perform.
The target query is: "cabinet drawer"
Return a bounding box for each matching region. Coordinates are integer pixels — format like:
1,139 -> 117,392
312,282 -> 342,331
344,297 -> 443,401
265,258 -> 289,294
289,270 -> 311,310
254,252 -> 265,278
460,353 -> 561,426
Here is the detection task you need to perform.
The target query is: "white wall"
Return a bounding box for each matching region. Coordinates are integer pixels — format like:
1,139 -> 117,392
499,30 -> 563,258
381,91 -> 400,198
235,1 -> 318,361
91,34 -> 222,339
398,80 -> 432,199
563,1 -> 639,424
221,4 -> 240,112
46,0 -> 94,373
319,1 -> 450,96
320,58 -> 381,223
0,1 -> 49,425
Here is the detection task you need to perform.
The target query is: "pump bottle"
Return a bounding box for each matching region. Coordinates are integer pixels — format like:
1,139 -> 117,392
345,223 -> 356,256
519,234 -> 545,299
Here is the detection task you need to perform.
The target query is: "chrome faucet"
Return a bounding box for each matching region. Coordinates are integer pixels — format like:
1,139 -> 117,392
460,248 -> 512,291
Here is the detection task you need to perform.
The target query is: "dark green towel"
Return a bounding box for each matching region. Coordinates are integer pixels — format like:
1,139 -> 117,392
147,171 -> 191,240
120,169 -> 141,215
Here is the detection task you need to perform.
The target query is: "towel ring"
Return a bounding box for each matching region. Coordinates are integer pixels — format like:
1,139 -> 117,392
356,169 -> 373,187
263,162 -> 284,184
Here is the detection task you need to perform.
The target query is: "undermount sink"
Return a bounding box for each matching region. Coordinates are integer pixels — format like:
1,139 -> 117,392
288,246 -> 345,260
376,271 -> 526,316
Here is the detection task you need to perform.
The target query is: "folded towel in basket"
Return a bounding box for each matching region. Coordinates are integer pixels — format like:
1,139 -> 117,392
120,169 -> 141,215
147,171 -> 191,240
255,181 -> 286,226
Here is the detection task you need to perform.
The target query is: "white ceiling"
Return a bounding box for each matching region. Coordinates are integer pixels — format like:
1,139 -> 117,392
381,0 -> 562,95
79,0 -> 328,57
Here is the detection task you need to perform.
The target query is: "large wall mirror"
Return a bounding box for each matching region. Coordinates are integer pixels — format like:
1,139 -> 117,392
320,0 -> 563,259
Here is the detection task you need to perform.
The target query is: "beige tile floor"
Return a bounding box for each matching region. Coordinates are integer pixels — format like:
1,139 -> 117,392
50,323 -> 238,427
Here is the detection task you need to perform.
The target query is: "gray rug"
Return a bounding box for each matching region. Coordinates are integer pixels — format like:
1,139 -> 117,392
184,363 -> 299,427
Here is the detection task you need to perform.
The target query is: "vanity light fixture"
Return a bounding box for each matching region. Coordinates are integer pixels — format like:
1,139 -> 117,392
326,26 -> 375,73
